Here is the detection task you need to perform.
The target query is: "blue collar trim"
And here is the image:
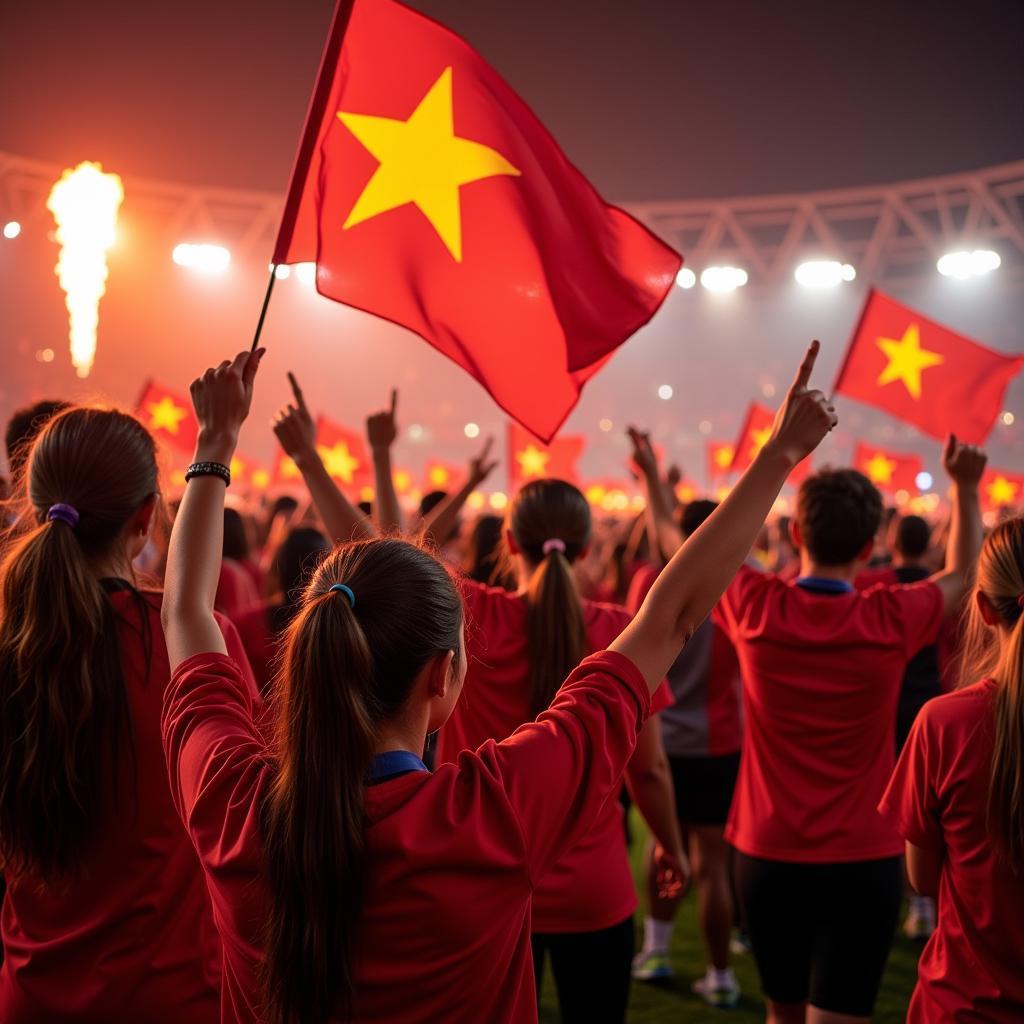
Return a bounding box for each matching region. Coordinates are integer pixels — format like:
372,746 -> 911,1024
796,576 -> 855,595
368,750 -> 429,784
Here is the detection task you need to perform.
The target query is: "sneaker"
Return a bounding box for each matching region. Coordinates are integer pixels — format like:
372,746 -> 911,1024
631,949 -> 674,982
903,901 -> 936,941
692,972 -> 741,1009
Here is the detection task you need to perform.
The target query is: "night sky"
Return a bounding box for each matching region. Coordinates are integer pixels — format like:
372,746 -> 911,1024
2,0 -> 1022,201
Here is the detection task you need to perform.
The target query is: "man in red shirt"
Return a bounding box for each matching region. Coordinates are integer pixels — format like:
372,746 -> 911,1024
714,437 -> 985,1024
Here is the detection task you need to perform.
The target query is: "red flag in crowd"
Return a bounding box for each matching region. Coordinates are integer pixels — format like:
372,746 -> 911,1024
423,461 -> 465,492
135,381 -> 197,454
730,403 -> 810,484
274,416 -> 372,489
980,468 -> 1024,512
853,442 -> 922,495
834,290 -> 1022,444
507,423 -> 584,490
272,0 -> 681,441
707,441 -> 735,479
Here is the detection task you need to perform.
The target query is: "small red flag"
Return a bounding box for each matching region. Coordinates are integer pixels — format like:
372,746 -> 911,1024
135,381 -> 197,454
853,442 -> 922,495
423,461 -> 465,492
507,423 -> 584,491
980,469 -> 1024,512
834,290 -> 1022,444
273,0 -> 681,442
707,441 -> 735,479
273,416 -> 371,489
730,403 -> 809,484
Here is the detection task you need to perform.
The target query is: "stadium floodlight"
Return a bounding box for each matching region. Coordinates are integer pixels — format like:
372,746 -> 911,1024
172,243 -> 230,273
675,267 -> 697,289
294,262 -> 317,286
794,260 -> 856,288
2,221 -> 21,239
936,249 -> 1000,279
700,266 -> 748,292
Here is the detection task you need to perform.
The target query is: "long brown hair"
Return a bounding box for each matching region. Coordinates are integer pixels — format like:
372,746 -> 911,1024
958,515 -> 1024,871
507,479 -> 592,717
262,538 -> 463,1024
0,407 -> 158,883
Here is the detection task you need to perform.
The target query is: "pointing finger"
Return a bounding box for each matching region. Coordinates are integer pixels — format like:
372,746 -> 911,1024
791,339 -> 821,392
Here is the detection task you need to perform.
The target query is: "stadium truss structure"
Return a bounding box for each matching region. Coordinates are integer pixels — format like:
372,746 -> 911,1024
2,150 -> 1023,289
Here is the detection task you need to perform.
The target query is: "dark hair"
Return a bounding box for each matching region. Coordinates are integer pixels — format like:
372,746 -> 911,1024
223,507 -> 250,562
5,399 -> 70,478
268,526 -> 331,633
262,538 -> 464,1024
0,406 -> 157,882
681,499 -> 718,538
507,480 -> 591,717
895,514 -> 931,559
465,514 -> 506,586
356,500 -> 373,518
418,490 -> 447,517
796,469 -> 882,566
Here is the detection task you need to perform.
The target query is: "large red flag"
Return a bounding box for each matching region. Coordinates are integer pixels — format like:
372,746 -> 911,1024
273,0 -> 681,441
135,381 -> 198,454
507,423 -> 583,490
980,469 -> 1024,512
834,290 -> 1022,444
853,442 -> 922,495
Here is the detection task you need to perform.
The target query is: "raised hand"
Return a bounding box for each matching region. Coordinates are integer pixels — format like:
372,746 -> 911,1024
366,389 -> 399,452
468,436 -> 498,486
942,434 -> 987,487
189,349 -> 263,460
665,464 -> 683,489
765,340 -> 837,465
272,372 -> 317,464
627,426 -> 659,478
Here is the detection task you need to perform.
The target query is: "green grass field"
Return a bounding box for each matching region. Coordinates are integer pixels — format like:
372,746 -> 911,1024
538,812 -> 921,1022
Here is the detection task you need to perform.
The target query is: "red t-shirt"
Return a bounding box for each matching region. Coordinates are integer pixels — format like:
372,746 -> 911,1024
879,679 -> 1024,1022
628,563 -> 742,757
437,580 -> 669,932
715,566 -> 943,862
0,586 -> 255,1024
215,558 -> 260,623
234,601 -> 279,695
162,648 -> 652,1024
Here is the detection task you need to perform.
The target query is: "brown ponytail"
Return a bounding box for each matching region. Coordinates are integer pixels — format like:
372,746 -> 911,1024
0,407 -> 158,883
507,480 -> 592,717
958,515 -> 1024,872
262,538 -> 463,1024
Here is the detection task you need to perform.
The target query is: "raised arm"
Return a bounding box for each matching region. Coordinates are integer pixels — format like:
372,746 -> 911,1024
272,372 -> 375,543
162,350 -> 263,670
419,437 -> 498,544
929,434 -> 986,616
367,389 -> 403,535
628,428 -> 683,562
611,341 -> 836,690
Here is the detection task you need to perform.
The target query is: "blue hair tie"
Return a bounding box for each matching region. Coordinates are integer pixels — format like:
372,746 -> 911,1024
329,583 -> 356,609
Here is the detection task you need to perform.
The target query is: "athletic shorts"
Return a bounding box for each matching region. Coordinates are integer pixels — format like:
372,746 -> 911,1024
669,751 -> 740,826
734,852 -> 903,1016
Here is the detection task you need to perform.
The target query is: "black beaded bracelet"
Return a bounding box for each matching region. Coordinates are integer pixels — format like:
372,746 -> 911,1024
184,461 -> 231,486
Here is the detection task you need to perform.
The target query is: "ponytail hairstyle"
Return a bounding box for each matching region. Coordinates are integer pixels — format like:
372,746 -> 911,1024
958,515 -> 1024,872
262,537 -> 464,1024
0,407 -> 158,884
507,479 -> 592,717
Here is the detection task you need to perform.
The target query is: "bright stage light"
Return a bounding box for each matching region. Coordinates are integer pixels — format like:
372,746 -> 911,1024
464,422 -> 480,439
47,162 -> 124,378
915,471 -> 933,491
3,221 -> 21,239
489,492 -> 508,511
273,264 -> 291,280
657,384 -> 674,400
598,418 -> 613,432
675,267 -> 697,289
936,249 -> 1000,279
408,423 -> 425,441
172,243 -> 230,273
1001,411 -> 1015,426
294,262 -> 317,286
794,260 -> 856,288
700,266 -> 748,292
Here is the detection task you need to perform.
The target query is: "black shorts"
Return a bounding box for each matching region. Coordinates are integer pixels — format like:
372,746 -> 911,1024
734,852 -> 903,1016
669,751 -> 740,826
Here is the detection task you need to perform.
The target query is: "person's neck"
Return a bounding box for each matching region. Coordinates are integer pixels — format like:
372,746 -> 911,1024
90,552 -> 136,583
373,716 -> 429,759
799,555 -> 861,584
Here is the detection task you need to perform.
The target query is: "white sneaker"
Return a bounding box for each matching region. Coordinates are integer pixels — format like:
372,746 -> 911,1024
692,971 -> 741,1009
631,949 -> 674,982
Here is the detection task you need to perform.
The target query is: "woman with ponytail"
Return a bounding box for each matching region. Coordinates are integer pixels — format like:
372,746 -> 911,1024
880,515 -> 1024,1021
435,478 -> 689,1023
160,342 -> 834,1024
0,405 -> 251,1022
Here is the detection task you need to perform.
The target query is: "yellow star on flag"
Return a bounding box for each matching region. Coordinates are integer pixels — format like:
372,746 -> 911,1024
318,442 -> 361,484
987,475 -> 1019,506
280,456 -> 302,480
147,396 -> 188,434
749,425 -> 773,459
428,466 -> 450,487
863,452 -> 896,486
251,468 -> 270,490
393,470 -> 412,492
876,323 -> 945,400
337,66 -> 521,262
517,444 -> 550,479
713,445 -> 734,469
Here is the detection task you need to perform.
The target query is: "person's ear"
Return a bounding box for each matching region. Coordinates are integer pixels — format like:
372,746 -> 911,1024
976,590 -> 1002,628
425,649 -> 456,700
789,519 -> 802,550
505,529 -> 520,556
133,494 -> 158,538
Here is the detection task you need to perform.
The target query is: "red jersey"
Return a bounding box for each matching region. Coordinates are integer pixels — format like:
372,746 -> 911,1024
162,648 -> 652,1024
715,566 -> 943,862
0,584 -> 255,1024
437,580 -> 668,932
215,558 -> 260,622
234,601 -> 278,695
628,564 -> 742,757
879,680 -> 1024,1022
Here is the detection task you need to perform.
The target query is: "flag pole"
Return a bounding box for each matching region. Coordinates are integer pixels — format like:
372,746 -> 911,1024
250,265 -> 278,351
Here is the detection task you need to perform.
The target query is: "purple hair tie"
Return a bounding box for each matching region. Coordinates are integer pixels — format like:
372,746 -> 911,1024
542,538 -> 566,556
46,503 -> 80,528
